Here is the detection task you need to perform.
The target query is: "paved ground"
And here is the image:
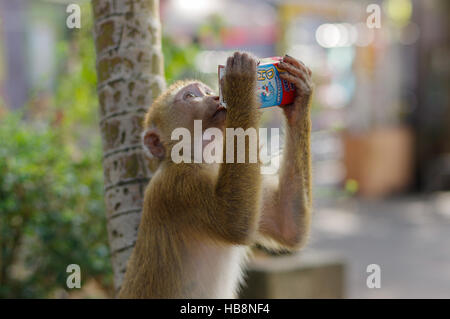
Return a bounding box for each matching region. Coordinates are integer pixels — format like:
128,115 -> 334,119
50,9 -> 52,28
303,192 -> 450,298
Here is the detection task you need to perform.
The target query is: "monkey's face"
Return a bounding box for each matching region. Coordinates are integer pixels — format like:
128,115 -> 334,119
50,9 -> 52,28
172,82 -> 226,131
143,81 -> 226,163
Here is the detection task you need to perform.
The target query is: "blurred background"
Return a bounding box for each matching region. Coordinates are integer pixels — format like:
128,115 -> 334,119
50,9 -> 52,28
0,0 -> 449,298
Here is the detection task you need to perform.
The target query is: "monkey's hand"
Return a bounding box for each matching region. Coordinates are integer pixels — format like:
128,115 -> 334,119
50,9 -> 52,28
214,52 -> 262,245
222,52 -> 259,127
278,54 -> 313,127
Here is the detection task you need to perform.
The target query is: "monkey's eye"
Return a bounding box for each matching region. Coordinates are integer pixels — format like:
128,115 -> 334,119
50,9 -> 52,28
205,91 -> 213,96
184,92 -> 196,99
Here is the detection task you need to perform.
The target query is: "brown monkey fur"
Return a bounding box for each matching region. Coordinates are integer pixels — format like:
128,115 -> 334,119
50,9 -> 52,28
119,52 -> 313,298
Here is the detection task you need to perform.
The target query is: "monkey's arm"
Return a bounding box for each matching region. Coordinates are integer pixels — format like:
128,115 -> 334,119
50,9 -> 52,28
258,55 -> 313,250
205,51 -> 262,245
178,52 -> 261,244
161,52 -> 261,245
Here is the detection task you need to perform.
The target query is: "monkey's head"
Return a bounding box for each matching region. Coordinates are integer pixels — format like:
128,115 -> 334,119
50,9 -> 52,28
142,80 -> 225,163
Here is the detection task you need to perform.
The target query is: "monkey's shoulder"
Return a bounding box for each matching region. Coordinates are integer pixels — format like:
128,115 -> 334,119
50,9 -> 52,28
143,165 -> 216,221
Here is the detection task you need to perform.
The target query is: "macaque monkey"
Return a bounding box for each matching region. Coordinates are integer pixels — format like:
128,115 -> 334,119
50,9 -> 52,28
119,52 -> 313,298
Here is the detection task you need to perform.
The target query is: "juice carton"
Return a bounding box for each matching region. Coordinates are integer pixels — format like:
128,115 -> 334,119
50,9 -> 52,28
218,56 -> 295,108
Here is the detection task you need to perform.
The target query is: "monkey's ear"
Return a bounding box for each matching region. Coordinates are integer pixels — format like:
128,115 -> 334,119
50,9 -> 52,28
142,128 -> 165,160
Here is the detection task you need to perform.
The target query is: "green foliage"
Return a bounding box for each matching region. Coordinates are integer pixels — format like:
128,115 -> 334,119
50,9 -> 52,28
52,3 -> 99,131
0,113 -> 111,298
0,4 -> 112,298
162,35 -> 201,85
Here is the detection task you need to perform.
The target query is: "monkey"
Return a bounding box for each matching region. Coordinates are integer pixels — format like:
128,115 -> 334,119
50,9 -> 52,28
118,52 -> 313,298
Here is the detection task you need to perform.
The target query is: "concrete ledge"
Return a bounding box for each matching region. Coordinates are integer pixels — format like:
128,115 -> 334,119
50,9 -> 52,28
239,251 -> 346,299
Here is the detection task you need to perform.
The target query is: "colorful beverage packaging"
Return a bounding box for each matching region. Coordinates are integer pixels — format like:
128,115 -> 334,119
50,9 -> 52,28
218,56 -> 295,108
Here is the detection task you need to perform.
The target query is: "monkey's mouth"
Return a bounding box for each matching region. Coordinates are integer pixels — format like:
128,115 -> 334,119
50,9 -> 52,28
212,105 -> 227,119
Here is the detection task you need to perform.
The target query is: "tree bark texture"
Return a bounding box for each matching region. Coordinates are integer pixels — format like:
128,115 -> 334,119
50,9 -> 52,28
92,0 -> 165,292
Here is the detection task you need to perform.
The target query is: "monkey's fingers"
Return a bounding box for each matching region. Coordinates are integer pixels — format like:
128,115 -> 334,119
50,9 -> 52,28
226,57 -> 233,72
232,51 -> 244,71
278,61 -> 310,82
279,64 -> 313,91
283,54 -> 301,67
279,72 -> 312,96
241,52 -> 257,73
282,55 -> 312,77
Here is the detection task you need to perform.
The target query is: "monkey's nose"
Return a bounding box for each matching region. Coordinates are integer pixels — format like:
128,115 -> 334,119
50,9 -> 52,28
212,95 -> 219,101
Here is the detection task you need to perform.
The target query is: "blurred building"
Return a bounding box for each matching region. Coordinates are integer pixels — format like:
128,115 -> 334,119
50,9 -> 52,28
0,0 -> 70,110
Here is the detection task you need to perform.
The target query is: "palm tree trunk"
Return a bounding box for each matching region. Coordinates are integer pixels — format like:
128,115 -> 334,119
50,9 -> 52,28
91,0 -> 165,293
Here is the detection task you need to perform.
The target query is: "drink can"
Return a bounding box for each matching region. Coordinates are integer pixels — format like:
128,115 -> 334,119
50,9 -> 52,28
218,56 -> 295,108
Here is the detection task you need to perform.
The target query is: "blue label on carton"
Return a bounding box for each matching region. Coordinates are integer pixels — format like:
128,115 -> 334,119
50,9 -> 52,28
257,64 -> 282,108
218,57 -> 295,108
